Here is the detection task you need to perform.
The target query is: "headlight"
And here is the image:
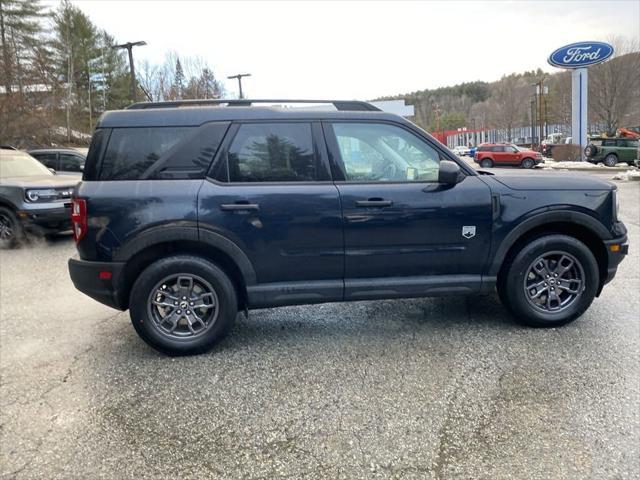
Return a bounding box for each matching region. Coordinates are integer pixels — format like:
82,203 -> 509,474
612,189 -> 619,221
25,189 -> 57,202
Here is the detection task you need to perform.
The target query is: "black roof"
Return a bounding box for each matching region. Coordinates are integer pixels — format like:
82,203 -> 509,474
97,100 -> 405,128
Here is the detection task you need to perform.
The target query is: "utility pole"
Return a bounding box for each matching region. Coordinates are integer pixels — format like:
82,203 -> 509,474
112,41 -> 147,102
227,73 -> 251,99
530,96 -> 536,149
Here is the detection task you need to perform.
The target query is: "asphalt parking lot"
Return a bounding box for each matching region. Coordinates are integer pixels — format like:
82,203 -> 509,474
1,172 -> 638,479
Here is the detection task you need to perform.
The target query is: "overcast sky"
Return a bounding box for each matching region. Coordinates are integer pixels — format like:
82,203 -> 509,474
48,0 -> 640,99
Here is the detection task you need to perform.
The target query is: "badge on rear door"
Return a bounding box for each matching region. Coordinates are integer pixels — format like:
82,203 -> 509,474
462,226 -> 476,239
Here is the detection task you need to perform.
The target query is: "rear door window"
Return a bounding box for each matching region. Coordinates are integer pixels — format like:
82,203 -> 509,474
32,153 -> 58,169
226,123 -> 317,182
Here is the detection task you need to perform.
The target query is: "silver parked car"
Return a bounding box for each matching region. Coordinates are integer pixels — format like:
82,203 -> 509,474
0,148 -> 78,247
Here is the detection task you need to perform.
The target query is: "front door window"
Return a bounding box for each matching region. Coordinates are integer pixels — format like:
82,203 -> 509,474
330,123 -> 441,182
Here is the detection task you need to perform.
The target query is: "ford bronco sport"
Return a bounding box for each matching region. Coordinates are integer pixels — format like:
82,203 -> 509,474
584,137 -> 639,167
68,99 -> 628,355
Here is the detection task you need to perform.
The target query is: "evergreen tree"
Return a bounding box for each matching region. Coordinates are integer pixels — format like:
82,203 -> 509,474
174,57 -> 184,99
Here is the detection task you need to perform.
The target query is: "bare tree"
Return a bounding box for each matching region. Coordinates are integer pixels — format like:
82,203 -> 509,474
490,74 -> 528,141
589,36 -> 640,134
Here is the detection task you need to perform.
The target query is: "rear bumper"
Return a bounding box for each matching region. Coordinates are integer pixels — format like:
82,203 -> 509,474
68,257 -> 126,310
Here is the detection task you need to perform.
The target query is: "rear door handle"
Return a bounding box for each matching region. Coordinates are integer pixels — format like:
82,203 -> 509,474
220,201 -> 260,212
355,198 -> 393,207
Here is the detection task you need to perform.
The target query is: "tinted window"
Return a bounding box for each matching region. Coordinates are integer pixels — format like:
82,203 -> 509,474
331,123 -> 441,182
84,128 -> 109,180
59,154 -> 84,172
491,146 -> 504,152
32,153 -> 58,169
100,127 -> 193,180
622,140 -> 638,148
227,123 -> 316,182
477,146 -> 490,152
602,139 -> 616,147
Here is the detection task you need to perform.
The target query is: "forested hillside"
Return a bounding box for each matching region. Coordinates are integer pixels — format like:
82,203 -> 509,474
377,44 -> 639,138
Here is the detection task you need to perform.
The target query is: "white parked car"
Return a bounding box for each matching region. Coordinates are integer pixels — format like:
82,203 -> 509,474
452,145 -> 471,156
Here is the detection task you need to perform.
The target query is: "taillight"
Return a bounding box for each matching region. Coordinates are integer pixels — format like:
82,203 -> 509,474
71,198 -> 87,243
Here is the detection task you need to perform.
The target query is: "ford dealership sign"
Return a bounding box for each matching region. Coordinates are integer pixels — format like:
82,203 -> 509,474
548,41 -> 614,69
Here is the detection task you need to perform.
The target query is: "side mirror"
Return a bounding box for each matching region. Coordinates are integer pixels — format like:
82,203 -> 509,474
438,160 -> 462,185
48,168 -> 56,175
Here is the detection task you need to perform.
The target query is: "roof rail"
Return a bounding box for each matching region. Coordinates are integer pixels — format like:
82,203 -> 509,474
126,99 -> 381,112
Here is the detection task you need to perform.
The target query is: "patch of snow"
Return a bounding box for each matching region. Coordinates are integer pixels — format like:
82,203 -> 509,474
611,170 -> 640,181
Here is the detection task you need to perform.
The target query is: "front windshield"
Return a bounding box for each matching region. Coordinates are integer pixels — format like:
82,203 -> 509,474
0,150 -> 53,178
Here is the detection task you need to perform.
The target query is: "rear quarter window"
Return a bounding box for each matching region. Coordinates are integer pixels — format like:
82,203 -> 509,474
96,123 -> 229,181
100,127 -> 193,180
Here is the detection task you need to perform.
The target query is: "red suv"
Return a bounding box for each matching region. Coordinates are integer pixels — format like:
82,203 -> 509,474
474,143 -> 543,169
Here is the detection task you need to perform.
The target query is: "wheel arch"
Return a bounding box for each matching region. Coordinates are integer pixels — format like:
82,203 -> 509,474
0,199 -> 17,212
490,213 -> 610,292
115,227 -> 256,310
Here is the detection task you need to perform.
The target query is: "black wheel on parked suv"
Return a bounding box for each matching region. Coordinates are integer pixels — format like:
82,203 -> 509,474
0,206 -> 23,249
603,154 -> 618,167
521,157 -> 535,169
129,255 -> 238,355
498,234 -> 598,327
480,158 -> 493,168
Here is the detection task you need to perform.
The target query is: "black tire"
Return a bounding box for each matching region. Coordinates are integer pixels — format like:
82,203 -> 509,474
498,235 -> 599,328
603,154 -> 618,167
521,157 -> 535,169
0,206 -> 24,249
480,158 -> 493,168
129,255 -> 238,355
584,145 -> 597,158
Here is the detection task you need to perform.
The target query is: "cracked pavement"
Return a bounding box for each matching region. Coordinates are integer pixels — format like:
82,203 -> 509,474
1,177 -> 638,479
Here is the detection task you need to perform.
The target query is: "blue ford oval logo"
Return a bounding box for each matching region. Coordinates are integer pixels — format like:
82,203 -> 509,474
548,41 -> 614,68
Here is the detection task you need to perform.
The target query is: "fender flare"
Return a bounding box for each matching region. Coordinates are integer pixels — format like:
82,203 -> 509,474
114,225 -> 257,286
488,210 -> 611,276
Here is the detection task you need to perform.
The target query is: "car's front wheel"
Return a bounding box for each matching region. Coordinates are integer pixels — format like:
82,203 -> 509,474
129,255 -> 238,355
0,207 -> 23,249
521,157 -> 535,169
480,158 -> 493,168
603,154 -> 618,167
498,235 -> 598,327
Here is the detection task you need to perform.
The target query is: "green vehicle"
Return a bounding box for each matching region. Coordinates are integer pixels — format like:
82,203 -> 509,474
584,137 -> 639,167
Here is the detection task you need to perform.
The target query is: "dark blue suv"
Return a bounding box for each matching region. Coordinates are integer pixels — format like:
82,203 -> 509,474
68,100 -> 628,355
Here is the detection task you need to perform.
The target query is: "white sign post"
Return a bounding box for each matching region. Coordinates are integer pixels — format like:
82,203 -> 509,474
571,68 -> 588,156
548,41 -> 614,161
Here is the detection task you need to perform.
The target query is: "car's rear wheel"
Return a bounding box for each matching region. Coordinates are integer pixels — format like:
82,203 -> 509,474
129,255 -> 238,355
521,157 -> 535,169
0,207 -> 23,249
498,234 -> 598,327
603,154 -> 618,167
480,158 -> 493,168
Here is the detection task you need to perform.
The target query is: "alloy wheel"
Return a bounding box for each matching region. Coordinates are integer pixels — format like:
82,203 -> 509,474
0,212 -> 14,242
523,251 -> 585,313
146,273 -> 219,339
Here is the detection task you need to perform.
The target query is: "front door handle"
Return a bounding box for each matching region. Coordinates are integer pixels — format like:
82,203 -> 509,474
220,201 -> 260,212
355,198 -> 393,208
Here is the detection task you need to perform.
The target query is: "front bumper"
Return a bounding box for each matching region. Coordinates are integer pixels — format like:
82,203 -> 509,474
18,203 -> 72,234
68,257 -> 126,310
602,234 -> 629,286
